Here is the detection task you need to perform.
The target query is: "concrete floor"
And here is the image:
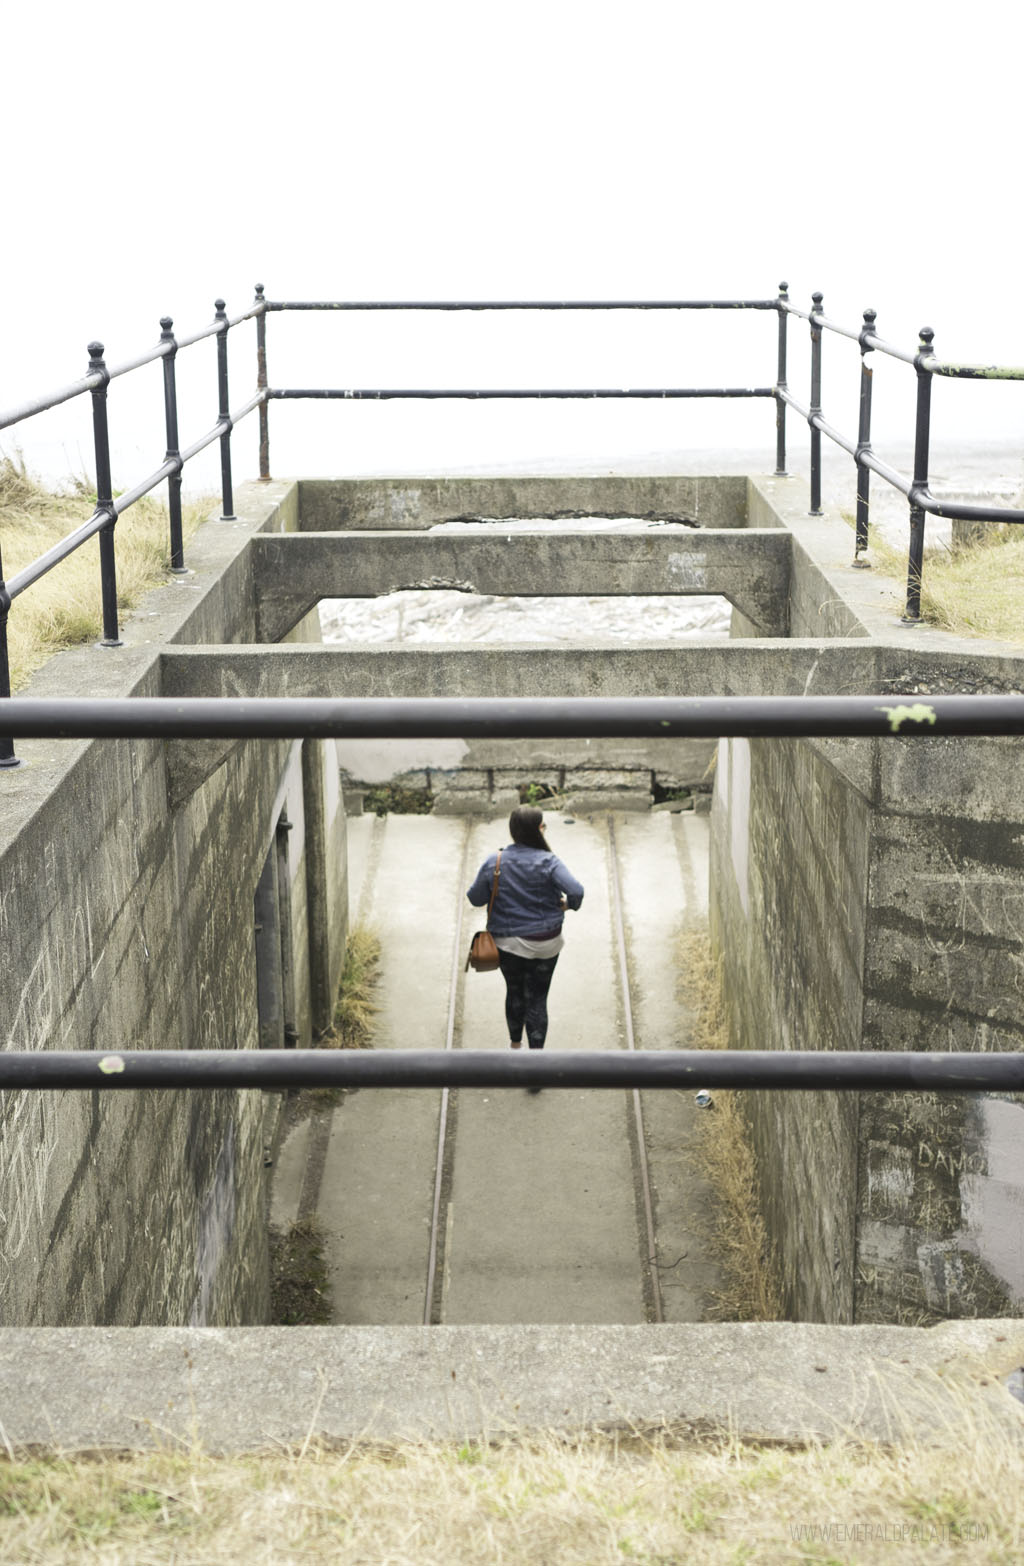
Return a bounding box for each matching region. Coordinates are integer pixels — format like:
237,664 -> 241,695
271,808 -> 722,1327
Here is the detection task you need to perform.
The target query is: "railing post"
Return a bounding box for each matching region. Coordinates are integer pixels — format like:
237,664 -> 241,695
808,291 -> 824,515
215,299 -> 236,520
255,283 -> 271,481
854,308 -> 876,566
89,342 -> 122,648
160,317 -> 187,573
0,541 -> 20,767
902,326 -> 935,625
774,280 -> 789,476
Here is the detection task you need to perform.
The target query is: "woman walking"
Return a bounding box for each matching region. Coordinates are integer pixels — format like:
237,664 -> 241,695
466,806 -> 584,1063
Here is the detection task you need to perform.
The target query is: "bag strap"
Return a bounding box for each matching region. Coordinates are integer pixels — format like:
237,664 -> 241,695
485,850 -> 502,927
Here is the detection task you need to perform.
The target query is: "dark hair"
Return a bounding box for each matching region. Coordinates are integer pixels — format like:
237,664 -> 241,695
509,805 -> 548,851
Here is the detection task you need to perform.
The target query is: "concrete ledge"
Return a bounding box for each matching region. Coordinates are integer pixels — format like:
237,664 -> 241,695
1,1322 -> 1021,1452
296,475 -> 750,532
249,529 -> 792,642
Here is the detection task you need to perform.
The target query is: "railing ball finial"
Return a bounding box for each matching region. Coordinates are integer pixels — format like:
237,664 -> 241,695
255,283 -> 265,299
214,299 -> 227,321
812,291 -> 824,310
863,307 -> 877,325
919,326 -> 935,349
160,316 -> 174,340
87,341 -> 105,366
778,280 -> 789,296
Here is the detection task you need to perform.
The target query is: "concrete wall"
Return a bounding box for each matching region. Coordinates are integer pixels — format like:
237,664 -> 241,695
0,481 -> 347,1326
711,736 -> 867,1322
292,475 -> 760,798
711,476 -> 1024,1324
6,462 -> 1022,1331
298,475 -> 749,532
857,728 -> 1024,1322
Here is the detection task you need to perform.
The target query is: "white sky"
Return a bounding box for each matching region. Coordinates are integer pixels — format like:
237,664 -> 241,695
2,0 -> 1023,493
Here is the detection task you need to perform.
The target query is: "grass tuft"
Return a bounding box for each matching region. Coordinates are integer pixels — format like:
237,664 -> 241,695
0,454 -> 210,689
317,926 -> 381,1050
269,1216 -> 332,1325
677,930 -> 783,1322
846,509 -> 1024,644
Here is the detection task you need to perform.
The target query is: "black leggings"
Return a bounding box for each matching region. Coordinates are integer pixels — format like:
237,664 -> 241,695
498,950 -> 560,1049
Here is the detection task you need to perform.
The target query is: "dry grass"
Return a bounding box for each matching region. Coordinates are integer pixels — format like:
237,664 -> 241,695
678,930 -> 783,1323
0,456 -> 210,690
850,511 -> 1024,645
0,1411 -> 1020,1564
316,926 -> 381,1049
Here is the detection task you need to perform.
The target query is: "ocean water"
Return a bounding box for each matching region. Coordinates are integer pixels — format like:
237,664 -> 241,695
318,439 -> 1024,646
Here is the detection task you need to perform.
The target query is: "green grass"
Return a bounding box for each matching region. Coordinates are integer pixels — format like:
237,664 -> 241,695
0,455 -> 210,690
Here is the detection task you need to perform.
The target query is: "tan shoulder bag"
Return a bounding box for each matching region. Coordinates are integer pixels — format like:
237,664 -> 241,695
466,850 -> 502,973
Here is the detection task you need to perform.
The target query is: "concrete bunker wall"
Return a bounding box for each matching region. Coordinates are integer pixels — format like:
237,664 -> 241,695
710,476 -> 1024,1324
0,484 -> 347,1326
5,465 -> 1023,1332
299,474 -> 755,804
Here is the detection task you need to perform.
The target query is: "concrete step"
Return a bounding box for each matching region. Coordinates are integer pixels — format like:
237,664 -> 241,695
3,1319 -> 1022,1450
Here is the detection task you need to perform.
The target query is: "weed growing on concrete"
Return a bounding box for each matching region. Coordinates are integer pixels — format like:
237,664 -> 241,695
269,1216 -> 332,1325
0,455 -> 210,689
519,780 -> 560,805
362,784 -> 434,815
678,930 -> 783,1322
317,926 -> 382,1050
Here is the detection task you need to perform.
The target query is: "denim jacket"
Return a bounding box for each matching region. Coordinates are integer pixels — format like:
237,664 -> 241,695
467,842 -> 585,936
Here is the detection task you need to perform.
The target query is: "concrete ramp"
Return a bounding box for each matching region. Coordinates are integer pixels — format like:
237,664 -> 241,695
273,810 -> 722,1329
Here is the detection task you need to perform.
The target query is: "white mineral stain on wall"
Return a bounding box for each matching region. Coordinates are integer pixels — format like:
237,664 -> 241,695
190,1123 -> 237,1327
713,739 -> 751,919
667,550 -> 708,589
960,1098 -> 1024,1306
729,738 -> 751,918
867,1142 -> 914,1209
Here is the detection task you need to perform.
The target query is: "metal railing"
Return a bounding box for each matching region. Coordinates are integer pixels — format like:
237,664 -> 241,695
0,294 -> 267,766
1,1047 -> 1022,1094
776,289 -> 1024,622
4,282 -> 1024,771
1,692 -> 1022,1096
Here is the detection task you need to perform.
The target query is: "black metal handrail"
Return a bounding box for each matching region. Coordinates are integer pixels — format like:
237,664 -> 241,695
776,289 -> 1024,621
4,692 -> 1024,741
0,291 -> 271,766
4,691 -> 1022,1098
1,1048 -> 1020,1094
4,282 -> 1024,774
257,288 -> 1024,625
